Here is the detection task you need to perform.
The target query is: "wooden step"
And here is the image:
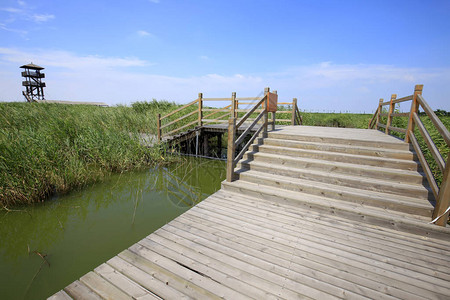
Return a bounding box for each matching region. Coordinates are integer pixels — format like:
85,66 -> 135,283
254,144 -> 420,171
243,151 -> 428,187
220,181 -> 449,240
262,138 -> 416,160
237,170 -> 434,217
268,131 -> 411,151
238,160 -> 432,199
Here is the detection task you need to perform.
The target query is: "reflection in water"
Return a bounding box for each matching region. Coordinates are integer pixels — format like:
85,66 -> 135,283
0,157 -> 225,300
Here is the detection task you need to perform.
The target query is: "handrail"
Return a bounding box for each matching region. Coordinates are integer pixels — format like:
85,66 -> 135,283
157,92 -> 301,140
369,84 -> 450,226
226,89 -> 270,182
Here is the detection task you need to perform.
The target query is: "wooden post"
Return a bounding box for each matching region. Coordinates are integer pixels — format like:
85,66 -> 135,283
405,84 -> 423,143
434,153 -> 450,226
263,87 -> 269,138
198,93 -> 203,127
203,132 -> 209,157
375,99 -> 383,130
291,98 -> 297,125
217,133 -> 222,158
385,94 -> 397,134
226,118 -> 236,182
157,113 -> 161,142
271,90 -> 277,130
232,92 -> 237,119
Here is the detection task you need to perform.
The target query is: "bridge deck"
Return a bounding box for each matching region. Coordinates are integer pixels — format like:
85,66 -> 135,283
50,126 -> 450,300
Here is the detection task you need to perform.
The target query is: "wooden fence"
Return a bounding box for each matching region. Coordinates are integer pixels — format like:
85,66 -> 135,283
369,84 -> 450,226
157,90 -> 302,141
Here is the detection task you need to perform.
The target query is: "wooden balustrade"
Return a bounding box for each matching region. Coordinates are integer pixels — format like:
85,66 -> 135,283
157,91 -> 301,141
369,84 -> 450,226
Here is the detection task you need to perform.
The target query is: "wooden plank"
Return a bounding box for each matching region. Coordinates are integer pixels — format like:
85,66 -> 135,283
417,94 -> 450,146
202,98 -> 231,101
392,95 -> 413,104
390,112 -> 410,117
235,109 -> 263,112
274,111 -> 292,114
155,223 -> 379,300
409,132 -> 439,200
183,207 -> 450,298
202,197 -> 449,273
196,199 -> 448,274
235,110 -> 265,146
433,153 -> 450,225
160,110 -> 197,130
388,126 -> 407,134
236,96 -> 266,128
80,271 -> 132,300
155,226 -> 340,299
94,263 -> 160,300
201,119 -> 228,123
139,236 -> 281,300
165,120 -> 198,137
181,209 -> 439,298
235,97 -> 263,101
226,118 -> 236,182
123,246 -> 245,300
212,188 -> 450,250
234,125 -> 264,164
212,190 -> 449,257
187,204 -> 450,287
202,105 -> 231,119
161,99 -> 198,120
107,256 -> 190,299
377,123 -> 387,129
64,280 -> 103,300
405,85 -> 423,143
169,216 -> 406,300
413,112 -> 445,173
172,215 -> 414,300
47,290 -> 72,300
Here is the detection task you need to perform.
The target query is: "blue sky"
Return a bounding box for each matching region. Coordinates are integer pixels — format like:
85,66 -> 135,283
1,0 -> 449,112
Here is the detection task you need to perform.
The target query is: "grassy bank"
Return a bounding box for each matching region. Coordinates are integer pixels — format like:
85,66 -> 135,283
0,100 -> 177,207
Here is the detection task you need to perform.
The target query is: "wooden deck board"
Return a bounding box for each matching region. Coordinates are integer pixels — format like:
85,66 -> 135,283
211,191 -> 450,260
50,126 -> 450,300
185,202 -> 450,294
204,196 -> 450,275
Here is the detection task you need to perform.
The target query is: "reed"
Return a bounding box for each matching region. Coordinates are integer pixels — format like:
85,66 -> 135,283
0,101 -> 178,206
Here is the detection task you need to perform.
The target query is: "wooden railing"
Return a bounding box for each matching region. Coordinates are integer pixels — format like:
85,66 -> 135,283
157,91 -> 301,141
226,87 -> 273,181
369,84 -> 450,226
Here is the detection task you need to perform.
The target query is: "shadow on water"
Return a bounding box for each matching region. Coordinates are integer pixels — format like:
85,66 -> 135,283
0,157 -> 225,300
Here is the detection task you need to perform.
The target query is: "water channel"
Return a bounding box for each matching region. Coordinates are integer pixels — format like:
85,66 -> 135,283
0,157 -> 225,299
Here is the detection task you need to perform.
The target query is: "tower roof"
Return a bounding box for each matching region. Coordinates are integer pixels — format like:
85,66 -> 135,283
20,63 -> 44,70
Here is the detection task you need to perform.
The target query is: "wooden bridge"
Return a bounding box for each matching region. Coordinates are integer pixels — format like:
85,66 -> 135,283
50,85 -> 450,299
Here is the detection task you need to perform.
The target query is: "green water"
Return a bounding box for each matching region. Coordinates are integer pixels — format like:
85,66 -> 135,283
0,157 -> 225,299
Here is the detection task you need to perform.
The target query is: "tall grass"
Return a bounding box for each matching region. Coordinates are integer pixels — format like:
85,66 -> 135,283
0,101 -> 177,207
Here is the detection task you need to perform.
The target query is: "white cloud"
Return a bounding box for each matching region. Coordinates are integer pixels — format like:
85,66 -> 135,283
0,47 -> 449,112
137,30 -> 153,37
1,7 -> 23,13
148,0 -> 160,3
0,0 -> 54,35
31,13 -> 55,23
0,48 -> 150,70
199,55 -> 210,60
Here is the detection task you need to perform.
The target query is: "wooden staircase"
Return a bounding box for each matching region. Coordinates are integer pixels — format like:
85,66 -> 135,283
223,126 -> 447,238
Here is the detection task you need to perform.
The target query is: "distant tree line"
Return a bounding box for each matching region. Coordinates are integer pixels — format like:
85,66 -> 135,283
419,109 -> 449,117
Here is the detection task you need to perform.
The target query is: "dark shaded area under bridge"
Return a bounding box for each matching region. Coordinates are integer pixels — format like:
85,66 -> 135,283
165,123 -> 263,160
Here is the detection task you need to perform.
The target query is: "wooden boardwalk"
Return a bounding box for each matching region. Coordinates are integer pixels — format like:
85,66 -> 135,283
50,126 -> 450,300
